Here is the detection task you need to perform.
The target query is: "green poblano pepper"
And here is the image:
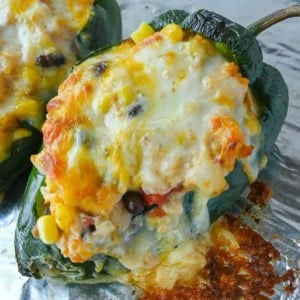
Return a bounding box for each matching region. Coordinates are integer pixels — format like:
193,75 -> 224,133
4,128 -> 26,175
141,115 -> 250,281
151,8 -> 290,222
15,6 -> 299,281
0,0 -> 122,206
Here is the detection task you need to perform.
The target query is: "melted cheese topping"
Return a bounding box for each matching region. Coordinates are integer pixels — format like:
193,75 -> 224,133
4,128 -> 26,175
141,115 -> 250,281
33,28 -> 263,288
0,0 -> 93,161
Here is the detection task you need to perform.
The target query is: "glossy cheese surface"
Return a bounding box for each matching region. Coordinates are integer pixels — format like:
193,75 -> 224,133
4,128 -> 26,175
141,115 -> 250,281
33,27 -> 262,288
0,0 -> 93,161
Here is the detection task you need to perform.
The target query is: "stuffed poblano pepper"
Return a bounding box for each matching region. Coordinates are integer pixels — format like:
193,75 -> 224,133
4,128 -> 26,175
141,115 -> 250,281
0,0 -> 121,203
15,5 -> 299,291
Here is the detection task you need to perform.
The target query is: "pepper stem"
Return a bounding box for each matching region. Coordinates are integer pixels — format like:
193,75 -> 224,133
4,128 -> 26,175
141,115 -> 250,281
247,5 -> 300,37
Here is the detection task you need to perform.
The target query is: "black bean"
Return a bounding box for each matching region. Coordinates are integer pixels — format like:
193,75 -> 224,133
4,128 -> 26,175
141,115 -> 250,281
81,224 -> 96,239
36,53 -> 66,68
122,191 -> 147,215
128,103 -> 143,118
87,224 -> 96,233
93,61 -> 108,76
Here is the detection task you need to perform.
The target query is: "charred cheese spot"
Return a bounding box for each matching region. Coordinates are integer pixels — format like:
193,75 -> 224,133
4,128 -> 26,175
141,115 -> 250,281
141,215 -> 295,297
33,26 -> 263,288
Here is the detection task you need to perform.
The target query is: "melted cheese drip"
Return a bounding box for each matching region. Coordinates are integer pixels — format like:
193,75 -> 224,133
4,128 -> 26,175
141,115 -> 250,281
125,232 -> 211,289
33,30 -> 263,287
0,0 -> 93,161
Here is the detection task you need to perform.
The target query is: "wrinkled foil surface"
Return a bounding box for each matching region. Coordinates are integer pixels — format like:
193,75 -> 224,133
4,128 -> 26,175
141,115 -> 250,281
0,0 -> 299,299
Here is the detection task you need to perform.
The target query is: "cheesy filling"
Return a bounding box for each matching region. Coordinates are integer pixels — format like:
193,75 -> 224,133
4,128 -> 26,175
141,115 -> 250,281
33,24 -> 263,288
0,0 -> 93,161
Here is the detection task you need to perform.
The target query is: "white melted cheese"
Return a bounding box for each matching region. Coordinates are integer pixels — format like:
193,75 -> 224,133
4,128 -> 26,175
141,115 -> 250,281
69,37 -> 259,196
37,31 -> 263,286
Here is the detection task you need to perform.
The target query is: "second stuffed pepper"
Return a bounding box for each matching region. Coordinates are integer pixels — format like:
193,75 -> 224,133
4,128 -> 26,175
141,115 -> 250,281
0,0 -> 121,203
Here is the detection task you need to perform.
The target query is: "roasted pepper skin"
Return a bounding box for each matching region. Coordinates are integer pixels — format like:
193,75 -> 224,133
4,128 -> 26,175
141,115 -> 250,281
0,0 -> 122,200
15,9 -> 288,280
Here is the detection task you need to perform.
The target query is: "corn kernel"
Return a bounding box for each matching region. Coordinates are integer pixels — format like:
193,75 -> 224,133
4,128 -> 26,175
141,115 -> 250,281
99,95 -> 112,113
130,22 -> 155,44
165,52 -> 176,65
260,155 -> 268,170
37,215 -> 59,244
23,65 -> 39,86
10,0 -> 36,14
120,85 -> 136,105
176,131 -> 187,145
15,99 -> 42,118
12,128 -> 32,141
54,203 -> 77,232
245,114 -> 260,134
161,23 -> 184,42
15,99 -> 43,129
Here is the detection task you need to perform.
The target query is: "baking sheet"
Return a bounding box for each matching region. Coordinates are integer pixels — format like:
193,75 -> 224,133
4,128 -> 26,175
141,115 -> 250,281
0,0 -> 299,299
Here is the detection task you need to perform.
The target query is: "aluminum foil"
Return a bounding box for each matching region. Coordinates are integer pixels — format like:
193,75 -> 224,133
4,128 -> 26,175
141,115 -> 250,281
0,0 -> 299,299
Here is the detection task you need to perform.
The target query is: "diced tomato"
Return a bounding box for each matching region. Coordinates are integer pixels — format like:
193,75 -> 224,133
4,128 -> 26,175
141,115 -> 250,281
142,185 -> 183,207
143,193 -> 168,206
